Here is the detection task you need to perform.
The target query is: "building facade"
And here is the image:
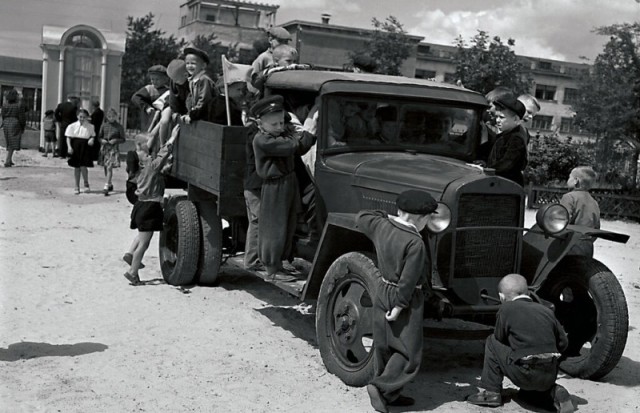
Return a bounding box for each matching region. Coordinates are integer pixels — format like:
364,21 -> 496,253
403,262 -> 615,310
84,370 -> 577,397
40,24 -> 126,147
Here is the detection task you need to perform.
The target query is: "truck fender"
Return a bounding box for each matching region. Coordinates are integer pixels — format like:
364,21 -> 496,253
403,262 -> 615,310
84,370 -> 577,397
301,213 -> 373,301
521,224 -> 629,290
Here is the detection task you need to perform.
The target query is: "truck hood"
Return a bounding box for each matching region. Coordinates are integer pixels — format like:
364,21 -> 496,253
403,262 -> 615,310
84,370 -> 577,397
350,153 -> 483,194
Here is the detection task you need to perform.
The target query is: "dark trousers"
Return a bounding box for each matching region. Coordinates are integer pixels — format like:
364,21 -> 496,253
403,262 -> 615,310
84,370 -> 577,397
57,122 -> 70,157
371,282 -> 424,402
243,188 -> 261,269
480,335 -> 558,393
258,173 -> 299,269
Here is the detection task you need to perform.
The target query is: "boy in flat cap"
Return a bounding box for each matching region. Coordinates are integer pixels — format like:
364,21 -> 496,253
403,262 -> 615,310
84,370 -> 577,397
151,59 -> 190,147
467,273 -> 574,413
356,190 -> 439,413
486,95 -> 529,186
182,46 -> 217,125
132,65 -> 169,131
251,26 -> 292,87
251,95 -> 317,279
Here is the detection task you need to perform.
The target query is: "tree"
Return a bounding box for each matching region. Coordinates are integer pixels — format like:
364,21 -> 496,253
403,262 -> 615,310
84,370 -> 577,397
349,16 -> 412,76
573,23 -> 640,187
120,13 -> 185,128
453,30 -> 532,95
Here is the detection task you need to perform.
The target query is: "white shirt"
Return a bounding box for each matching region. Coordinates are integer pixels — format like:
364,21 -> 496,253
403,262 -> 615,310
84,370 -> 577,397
65,121 -> 95,140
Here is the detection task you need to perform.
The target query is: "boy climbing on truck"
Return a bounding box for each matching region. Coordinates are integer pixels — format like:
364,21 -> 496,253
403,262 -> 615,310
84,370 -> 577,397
251,95 -> 317,280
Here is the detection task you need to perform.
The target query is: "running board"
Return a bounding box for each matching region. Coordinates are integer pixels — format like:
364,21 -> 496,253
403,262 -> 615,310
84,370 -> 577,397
226,255 -> 307,298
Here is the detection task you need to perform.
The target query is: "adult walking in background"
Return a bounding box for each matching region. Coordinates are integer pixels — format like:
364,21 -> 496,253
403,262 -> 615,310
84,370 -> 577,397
54,95 -> 78,158
90,99 -> 104,162
1,89 -> 26,167
66,108 -> 96,194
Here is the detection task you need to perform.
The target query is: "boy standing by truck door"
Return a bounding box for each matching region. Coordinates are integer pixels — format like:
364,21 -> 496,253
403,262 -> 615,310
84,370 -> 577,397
356,190 -> 439,413
251,95 -> 317,279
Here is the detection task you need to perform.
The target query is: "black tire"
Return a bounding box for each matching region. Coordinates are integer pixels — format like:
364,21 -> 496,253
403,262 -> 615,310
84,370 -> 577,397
316,252 -> 378,387
159,197 -> 200,286
195,202 -> 223,285
539,256 -> 628,380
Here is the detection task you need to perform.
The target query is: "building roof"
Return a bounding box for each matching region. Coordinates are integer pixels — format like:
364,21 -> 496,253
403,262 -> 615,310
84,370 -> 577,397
0,56 -> 41,76
181,0 -> 279,10
281,20 -> 424,42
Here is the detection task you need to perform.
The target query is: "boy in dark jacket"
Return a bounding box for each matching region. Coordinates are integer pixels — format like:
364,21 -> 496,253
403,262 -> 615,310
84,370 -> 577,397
486,95 -> 529,186
467,273 -> 574,413
251,95 -> 316,279
356,190 -> 439,413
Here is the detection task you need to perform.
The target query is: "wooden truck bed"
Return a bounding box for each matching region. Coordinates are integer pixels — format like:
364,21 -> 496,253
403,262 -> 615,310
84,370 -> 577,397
168,121 -> 247,217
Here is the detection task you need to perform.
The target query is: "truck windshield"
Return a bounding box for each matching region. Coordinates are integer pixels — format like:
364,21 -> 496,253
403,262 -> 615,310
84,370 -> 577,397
324,95 -> 479,157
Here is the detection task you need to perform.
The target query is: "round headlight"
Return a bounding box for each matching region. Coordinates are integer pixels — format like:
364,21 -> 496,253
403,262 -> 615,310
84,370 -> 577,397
426,202 -> 451,234
536,203 -> 569,234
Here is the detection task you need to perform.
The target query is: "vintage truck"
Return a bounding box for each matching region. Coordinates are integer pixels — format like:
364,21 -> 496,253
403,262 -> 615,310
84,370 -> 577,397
157,70 -> 630,386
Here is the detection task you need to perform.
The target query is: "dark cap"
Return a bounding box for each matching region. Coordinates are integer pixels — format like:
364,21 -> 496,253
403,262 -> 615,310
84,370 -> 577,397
267,26 -> 291,41
166,59 -> 187,82
147,65 -> 167,75
250,95 -> 285,118
494,95 -> 526,119
396,190 -> 438,214
352,54 -> 377,72
183,46 -> 210,64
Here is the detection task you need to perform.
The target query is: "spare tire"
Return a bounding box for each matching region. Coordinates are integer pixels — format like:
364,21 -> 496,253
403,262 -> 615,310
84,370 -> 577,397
159,197 -> 200,286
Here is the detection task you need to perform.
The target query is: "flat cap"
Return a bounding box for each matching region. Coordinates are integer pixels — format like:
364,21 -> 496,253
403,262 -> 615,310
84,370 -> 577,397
183,46 -> 210,64
250,95 -> 285,118
267,26 -> 291,41
494,95 -> 526,120
396,190 -> 438,215
166,59 -> 187,82
147,65 -> 167,75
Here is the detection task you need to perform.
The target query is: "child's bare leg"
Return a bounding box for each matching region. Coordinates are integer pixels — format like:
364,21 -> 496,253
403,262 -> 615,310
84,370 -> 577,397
80,167 -> 89,189
128,235 -> 140,256
158,107 -> 173,145
129,231 -> 154,275
106,166 -> 113,186
74,168 -> 81,189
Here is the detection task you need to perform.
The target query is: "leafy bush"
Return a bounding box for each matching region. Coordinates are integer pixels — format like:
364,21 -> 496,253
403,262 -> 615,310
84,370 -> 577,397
525,134 -> 585,186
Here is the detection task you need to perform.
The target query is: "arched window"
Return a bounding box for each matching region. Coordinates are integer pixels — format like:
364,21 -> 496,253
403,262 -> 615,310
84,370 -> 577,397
63,29 -> 103,109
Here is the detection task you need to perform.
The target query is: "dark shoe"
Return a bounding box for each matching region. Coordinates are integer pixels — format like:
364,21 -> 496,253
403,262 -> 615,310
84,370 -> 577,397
466,390 -> 502,407
281,261 -> 297,273
388,395 -> 415,406
107,184 -> 114,191
552,385 -> 574,413
4,163 -> 11,167
122,253 -> 145,269
123,271 -> 140,285
366,384 -> 388,413
246,264 -> 266,272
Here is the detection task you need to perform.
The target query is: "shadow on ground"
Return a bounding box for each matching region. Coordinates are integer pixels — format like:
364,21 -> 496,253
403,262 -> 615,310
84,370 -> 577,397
0,341 -> 108,361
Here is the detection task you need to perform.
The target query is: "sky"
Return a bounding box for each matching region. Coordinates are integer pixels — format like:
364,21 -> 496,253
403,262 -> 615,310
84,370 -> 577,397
1,0 -> 638,63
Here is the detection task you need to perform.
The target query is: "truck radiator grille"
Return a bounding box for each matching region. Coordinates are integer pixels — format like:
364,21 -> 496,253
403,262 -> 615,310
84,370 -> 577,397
450,194 -> 520,279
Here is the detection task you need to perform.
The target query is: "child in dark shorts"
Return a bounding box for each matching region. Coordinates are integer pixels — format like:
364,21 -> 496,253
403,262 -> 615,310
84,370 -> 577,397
123,128 -> 178,285
42,110 -> 57,157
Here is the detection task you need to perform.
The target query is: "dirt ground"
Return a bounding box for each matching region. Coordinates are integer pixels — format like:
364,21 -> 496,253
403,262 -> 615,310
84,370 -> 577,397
1,148 -> 639,413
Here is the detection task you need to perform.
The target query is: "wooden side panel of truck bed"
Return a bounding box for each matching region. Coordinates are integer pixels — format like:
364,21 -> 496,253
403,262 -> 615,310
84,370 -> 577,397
170,121 -> 247,217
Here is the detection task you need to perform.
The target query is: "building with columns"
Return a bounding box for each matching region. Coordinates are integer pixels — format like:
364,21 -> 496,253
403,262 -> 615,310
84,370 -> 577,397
40,24 -> 126,147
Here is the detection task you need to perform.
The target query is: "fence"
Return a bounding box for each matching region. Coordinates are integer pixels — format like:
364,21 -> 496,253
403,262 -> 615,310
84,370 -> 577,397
527,184 -> 640,222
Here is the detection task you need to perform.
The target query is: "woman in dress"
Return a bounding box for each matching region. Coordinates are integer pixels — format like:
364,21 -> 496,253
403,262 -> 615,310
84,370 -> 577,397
1,89 -> 26,167
66,108 -> 96,194
97,108 -> 126,195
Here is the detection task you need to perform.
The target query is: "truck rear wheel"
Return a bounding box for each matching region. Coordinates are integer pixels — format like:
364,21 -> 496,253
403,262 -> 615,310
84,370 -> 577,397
159,197 -> 200,286
540,256 -> 628,380
196,202 -> 223,285
316,252 -> 378,387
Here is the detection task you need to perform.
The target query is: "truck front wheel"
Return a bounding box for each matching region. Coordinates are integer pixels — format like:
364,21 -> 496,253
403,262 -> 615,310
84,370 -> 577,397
539,257 -> 628,380
316,252 -> 378,387
159,197 -> 200,286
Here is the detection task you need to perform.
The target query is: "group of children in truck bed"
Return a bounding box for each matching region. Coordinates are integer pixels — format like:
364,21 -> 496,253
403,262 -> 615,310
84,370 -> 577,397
124,26 -> 316,284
